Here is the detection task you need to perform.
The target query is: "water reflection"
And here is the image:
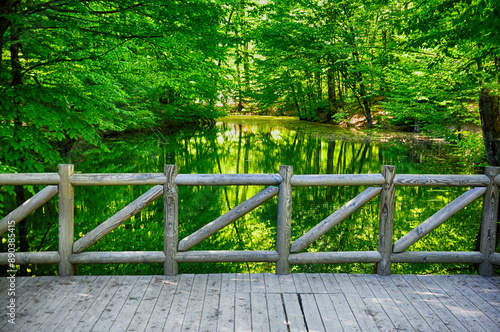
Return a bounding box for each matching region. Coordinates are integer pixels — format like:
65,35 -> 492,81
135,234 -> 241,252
20,116 -> 483,275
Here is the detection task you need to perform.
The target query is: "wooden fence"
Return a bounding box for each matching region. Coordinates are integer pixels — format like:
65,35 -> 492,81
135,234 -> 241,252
0,164 -> 499,276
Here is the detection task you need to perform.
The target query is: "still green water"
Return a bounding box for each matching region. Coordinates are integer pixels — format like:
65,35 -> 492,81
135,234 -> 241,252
29,116 -> 485,275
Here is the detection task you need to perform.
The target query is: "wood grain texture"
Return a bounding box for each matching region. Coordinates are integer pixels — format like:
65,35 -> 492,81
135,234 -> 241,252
479,166 -> 500,276
288,251 -> 382,264
6,274 -> 500,332
290,173 -> 385,186
177,186 -> 279,251
72,185 -> 164,253
164,164 -> 178,275
69,173 -> 166,186
0,173 -> 60,185
490,253 -> 500,265
276,165 -> 293,275
377,165 -> 396,275
391,251 -> 485,264
175,250 -> 279,263
290,187 -> 381,253
175,173 -> 282,186
393,187 -> 487,253
69,251 -> 166,264
394,174 -> 490,187
58,164 -> 75,276
0,185 -> 58,236
0,251 -> 60,265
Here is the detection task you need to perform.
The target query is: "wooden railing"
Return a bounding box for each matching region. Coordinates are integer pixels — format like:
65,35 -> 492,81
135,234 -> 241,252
1,164 -> 499,276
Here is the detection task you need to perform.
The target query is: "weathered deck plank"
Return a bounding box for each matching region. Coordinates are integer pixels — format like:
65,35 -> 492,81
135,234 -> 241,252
250,292 -> 270,332
199,274 -> 221,332
108,275 -> 153,332
56,275 -> 113,331
314,293 -> 343,332
2,273 -> 499,332
37,275 -> 97,332
282,293 -> 308,332
144,276 -> 179,331
266,293 -> 288,332
300,293 -> 325,332
389,274 -> 449,331
347,274 -> 396,331
403,274 -> 467,331
16,276 -> 81,331
375,275 -> 433,332
181,274 -> 207,332
73,274 -> 125,332
162,274 -> 194,332
432,275 -> 498,332
362,274 -> 415,331
90,275 -> 138,332
235,292 -> 252,331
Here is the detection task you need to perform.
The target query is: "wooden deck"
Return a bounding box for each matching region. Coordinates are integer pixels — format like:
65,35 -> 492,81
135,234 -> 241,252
1,273 -> 499,331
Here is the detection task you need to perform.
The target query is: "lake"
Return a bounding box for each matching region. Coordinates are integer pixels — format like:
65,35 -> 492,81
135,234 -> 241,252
25,116 -> 484,275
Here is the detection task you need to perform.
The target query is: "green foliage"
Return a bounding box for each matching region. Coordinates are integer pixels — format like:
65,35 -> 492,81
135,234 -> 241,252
1,0 -> 226,173
449,131 -> 488,170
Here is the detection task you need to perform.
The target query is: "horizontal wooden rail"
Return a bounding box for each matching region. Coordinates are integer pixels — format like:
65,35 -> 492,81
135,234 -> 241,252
69,173 -> 284,186
1,164 -> 498,277
70,173 -> 166,186
390,251 -> 485,264
394,174 -> 490,187
176,174 -> 282,186
0,173 -> 60,185
490,253 -> 500,265
290,174 -> 384,186
175,250 -> 280,263
288,251 -> 382,264
69,251 -> 166,264
0,251 -> 60,265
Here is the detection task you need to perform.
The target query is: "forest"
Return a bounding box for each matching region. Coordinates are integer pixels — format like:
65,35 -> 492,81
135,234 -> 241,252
1,1 -> 500,276
1,0 -> 499,174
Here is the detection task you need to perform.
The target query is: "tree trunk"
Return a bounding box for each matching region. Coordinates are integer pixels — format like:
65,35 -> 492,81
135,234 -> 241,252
316,60 -> 322,101
480,90 -> 500,166
0,0 -> 13,80
359,81 -> 373,128
327,67 -> 336,121
475,90 -> 500,272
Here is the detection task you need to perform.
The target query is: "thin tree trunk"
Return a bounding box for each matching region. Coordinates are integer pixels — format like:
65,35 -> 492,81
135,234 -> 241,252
316,59 -> 322,101
327,140 -> 335,174
327,67 -> 336,121
290,83 -> 301,116
358,80 -> 373,128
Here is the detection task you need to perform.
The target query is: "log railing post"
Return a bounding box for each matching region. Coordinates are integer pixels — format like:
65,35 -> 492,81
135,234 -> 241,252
58,164 -> 75,276
377,165 -> 396,275
164,165 -> 179,275
276,165 -> 292,275
479,166 -> 500,276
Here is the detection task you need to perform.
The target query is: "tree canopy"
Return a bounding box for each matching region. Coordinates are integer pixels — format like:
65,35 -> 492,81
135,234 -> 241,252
1,0 -> 499,173
1,0 -> 225,172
